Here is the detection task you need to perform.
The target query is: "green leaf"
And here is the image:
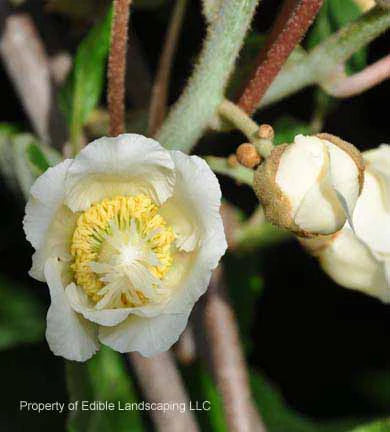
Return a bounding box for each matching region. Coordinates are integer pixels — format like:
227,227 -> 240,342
273,116 -> 312,145
182,361 -> 228,432
250,370 -> 359,432
306,0 -> 367,74
59,6 -> 113,150
66,347 -> 144,432
0,126 -> 60,196
26,142 -> 51,174
0,275 -> 44,350
348,420 -> 390,432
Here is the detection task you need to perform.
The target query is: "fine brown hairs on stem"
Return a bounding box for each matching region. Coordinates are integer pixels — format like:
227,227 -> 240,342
108,0 -> 131,136
237,0 -> 324,114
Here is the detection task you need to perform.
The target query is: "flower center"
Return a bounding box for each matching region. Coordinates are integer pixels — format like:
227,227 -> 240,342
70,195 -> 175,309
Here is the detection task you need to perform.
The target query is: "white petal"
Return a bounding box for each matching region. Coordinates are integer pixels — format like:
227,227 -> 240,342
276,135 -> 324,215
326,140 -> 360,219
29,205 -> 77,281
161,151 -> 227,256
320,229 -> 390,303
294,152 -> 346,234
65,283 -> 131,326
23,159 -> 72,249
45,258 -> 99,361
353,170 -> 390,254
65,134 -> 175,212
99,308 -> 191,357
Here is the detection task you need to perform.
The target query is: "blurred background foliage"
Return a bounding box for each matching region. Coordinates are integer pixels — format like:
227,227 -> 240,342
0,0 -> 389,431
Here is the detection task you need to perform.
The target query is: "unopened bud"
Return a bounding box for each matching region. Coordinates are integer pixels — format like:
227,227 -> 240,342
236,143 -> 261,169
253,134 -> 364,237
305,144 -> 390,303
257,124 -> 274,140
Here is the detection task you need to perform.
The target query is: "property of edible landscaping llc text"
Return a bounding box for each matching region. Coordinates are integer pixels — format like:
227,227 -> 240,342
20,400 -> 211,414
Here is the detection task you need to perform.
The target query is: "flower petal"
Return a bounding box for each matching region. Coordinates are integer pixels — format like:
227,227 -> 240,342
353,156 -> 390,254
23,159 -> 72,250
65,284 -> 132,326
23,160 -> 77,281
161,151 -> 227,256
99,308 -> 191,357
45,258 -> 99,361
157,152 -> 227,314
65,134 -> 175,212
320,229 -> 390,303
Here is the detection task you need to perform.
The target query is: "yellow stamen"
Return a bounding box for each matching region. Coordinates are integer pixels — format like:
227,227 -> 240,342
70,195 -> 175,305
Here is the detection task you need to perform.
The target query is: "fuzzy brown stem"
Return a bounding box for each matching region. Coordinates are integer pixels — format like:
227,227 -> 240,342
325,54 -> 390,98
108,0 -> 131,136
148,0 -> 187,135
204,266 -> 267,432
237,0 -> 324,114
129,352 -> 200,432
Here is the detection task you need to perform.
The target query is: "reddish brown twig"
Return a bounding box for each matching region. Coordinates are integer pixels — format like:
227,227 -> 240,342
204,266 -> 267,432
108,0 -> 131,136
325,54 -> 390,98
237,0 -> 324,114
148,0 -> 187,136
129,352 -> 200,432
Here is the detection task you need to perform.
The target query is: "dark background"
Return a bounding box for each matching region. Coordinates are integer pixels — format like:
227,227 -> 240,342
0,0 -> 389,430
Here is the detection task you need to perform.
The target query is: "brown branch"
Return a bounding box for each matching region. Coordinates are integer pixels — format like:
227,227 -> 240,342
148,0 -> 187,136
174,324 -> 197,365
129,352 -> 200,432
237,0 -> 324,114
204,266 -> 267,432
325,54 -> 390,98
108,0 -> 131,136
0,12 -> 67,149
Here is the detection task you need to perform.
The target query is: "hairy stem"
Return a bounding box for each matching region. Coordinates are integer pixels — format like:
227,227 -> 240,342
219,99 -> 259,140
148,0 -> 187,135
108,0 -> 131,136
325,54 -> 390,97
238,0 -> 324,114
156,0 -> 260,153
260,6 -> 390,108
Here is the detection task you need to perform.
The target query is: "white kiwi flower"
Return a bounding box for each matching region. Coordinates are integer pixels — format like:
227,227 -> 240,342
23,134 -> 227,361
306,144 -> 390,302
253,133 -> 365,237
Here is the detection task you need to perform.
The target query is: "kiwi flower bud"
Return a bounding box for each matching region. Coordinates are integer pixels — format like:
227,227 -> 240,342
302,144 -> 390,303
253,133 -> 364,237
236,143 -> 261,168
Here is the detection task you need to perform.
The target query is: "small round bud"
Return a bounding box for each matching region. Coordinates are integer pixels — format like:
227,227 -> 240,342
257,124 -> 274,140
227,154 -> 239,167
376,0 -> 390,9
236,143 -> 261,168
253,134 -> 365,237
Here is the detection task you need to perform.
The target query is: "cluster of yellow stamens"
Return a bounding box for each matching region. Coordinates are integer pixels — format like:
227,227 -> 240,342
70,195 -> 175,307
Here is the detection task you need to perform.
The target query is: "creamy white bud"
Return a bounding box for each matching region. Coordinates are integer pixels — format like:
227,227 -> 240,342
303,144 -> 390,303
253,133 -> 364,237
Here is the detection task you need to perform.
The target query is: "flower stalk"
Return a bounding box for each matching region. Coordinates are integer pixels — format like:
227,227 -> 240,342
108,0 -> 131,136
